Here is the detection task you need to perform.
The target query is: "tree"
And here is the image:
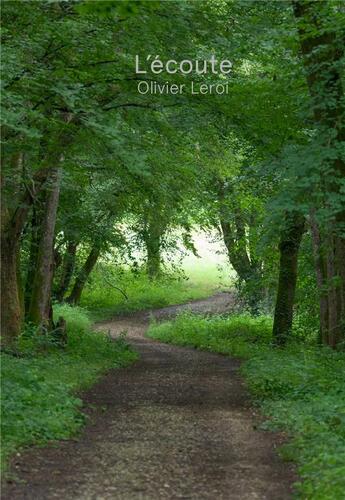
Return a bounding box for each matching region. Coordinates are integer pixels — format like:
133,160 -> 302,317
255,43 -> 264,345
293,0 -> 345,347
1,0 -> 343,351
1,162 -> 49,344
54,240 -> 79,302
67,244 -> 101,306
27,166 -> 62,330
273,213 -> 305,344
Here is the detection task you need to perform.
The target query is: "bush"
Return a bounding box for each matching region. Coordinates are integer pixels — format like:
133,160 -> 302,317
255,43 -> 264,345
147,313 -> 345,499
148,312 -> 272,358
244,346 -> 345,499
0,304 -> 137,471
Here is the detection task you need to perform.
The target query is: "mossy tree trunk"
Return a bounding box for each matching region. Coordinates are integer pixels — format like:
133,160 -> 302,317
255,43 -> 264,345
310,219 -> 345,347
24,205 -> 44,313
145,231 -> 162,280
273,213 -> 305,345
218,183 -> 263,312
27,167 -> 62,331
220,217 -> 252,282
55,240 -> 79,302
1,235 -> 22,346
67,244 -> 101,305
309,213 -> 329,344
1,154 -> 25,346
1,159 -> 49,346
143,215 -> 166,281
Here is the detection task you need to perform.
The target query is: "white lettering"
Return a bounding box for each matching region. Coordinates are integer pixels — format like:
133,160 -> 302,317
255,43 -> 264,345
135,55 -> 232,76
151,56 -> 163,74
138,81 -> 149,94
209,54 -> 218,74
195,60 -> 207,74
135,55 -> 146,74
180,59 -> 193,74
220,60 -> 232,74
166,59 -> 178,74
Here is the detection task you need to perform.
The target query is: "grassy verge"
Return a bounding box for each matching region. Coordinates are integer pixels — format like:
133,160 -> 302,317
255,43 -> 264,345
147,313 -> 345,500
81,265 -> 230,320
0,304 -> 137,472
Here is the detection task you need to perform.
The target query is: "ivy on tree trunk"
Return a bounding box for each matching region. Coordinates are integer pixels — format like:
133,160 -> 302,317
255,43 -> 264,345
273,213 -> 305,345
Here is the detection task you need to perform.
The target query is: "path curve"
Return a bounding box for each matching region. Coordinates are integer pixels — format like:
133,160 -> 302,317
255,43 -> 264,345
4,293 -> 296,499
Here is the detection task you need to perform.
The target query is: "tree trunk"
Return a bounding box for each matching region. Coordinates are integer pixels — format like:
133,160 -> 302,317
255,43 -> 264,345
220,218 -> 252,282
219,193 -> 263,313
309,213 -> 328,344
143,217 -> 165,280
67,245 -> 100,305
310,216 -> 345,347
273,213 -> 305,345
24,205 -> 44,313
1,159 -> 49,345
293,0 -> 345,347
220,217 -> 264,314
55,240 -> 78,302
146,234 -> 161,280
27,167 -> 62,331
1,235 -> 22,346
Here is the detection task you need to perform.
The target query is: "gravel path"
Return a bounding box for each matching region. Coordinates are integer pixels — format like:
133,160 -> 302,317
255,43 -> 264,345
3,293 -> 296,499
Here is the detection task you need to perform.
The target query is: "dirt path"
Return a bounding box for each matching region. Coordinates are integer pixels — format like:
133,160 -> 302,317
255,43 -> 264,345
4,293 -> 296,499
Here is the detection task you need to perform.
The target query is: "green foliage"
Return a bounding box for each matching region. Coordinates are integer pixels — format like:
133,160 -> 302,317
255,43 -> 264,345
81,264 -> 225,320
294,237 -> 320,337
244,348 -> 345,499
3,0 -> 342,344
148,312 -> 272,357
0,305 -> 137,472
147,314 -> 345,499
76,0 -> 160,17
2,0 -> 344,491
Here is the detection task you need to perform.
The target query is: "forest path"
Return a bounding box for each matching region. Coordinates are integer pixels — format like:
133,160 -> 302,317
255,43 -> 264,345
4,293 -> 296,499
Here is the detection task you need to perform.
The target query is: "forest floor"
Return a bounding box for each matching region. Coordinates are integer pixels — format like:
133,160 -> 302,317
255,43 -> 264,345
3,293 -> 296,500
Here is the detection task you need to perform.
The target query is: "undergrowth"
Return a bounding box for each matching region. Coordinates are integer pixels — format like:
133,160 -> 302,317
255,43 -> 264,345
147,313 -> 345,500
0,304 -> 137,472
81,265 -> 227,320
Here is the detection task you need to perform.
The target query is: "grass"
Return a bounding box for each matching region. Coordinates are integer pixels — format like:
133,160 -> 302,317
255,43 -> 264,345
147,313 -> 345,500
81,263 -> 231,320
0,304 -> 137,472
